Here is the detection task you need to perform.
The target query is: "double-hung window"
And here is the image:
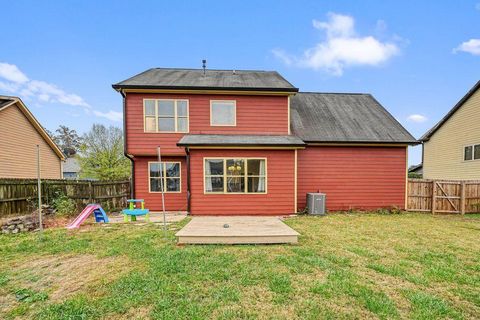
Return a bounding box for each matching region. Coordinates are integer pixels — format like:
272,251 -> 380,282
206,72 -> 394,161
204,158 -> 266,193
149,162 -> 181,192
144,99 -> 188,132
210,100 -> 236,126
464,144 -> 480,161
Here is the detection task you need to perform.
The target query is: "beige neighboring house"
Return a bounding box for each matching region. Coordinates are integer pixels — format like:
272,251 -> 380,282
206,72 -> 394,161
0,96 -> 65,179
420,80 -> 480,180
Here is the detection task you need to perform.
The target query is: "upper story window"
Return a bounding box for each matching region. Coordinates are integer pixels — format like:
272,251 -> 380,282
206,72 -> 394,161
144,99 -> 188,133
464,144 -> 480,161
210,100 -> 236,126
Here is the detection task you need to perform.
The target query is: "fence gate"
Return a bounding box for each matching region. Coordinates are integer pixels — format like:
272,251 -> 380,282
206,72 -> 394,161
407,179 -> 480,214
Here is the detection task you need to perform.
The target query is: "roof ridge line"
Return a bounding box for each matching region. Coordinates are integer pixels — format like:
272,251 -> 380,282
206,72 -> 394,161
297,91 -> 370,95
152,67 -> 275,72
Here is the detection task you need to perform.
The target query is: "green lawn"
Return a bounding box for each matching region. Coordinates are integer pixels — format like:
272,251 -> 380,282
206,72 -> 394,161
0,213 -> 479,319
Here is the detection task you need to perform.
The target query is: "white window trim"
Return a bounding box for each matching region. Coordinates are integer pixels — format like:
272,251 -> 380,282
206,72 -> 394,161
148,161 -> 182,193
203,157 -> 267,194
143,99 -> 189,133
463,143 -> 480,162
210,100 -> 237,127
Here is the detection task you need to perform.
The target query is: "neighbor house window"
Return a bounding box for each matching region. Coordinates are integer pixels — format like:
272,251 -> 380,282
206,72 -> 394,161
149,162 -> 181,192
210,100 -> 236,126
144,99 -> 188,132
464,144 -> 480,161
204,158 -> 266,193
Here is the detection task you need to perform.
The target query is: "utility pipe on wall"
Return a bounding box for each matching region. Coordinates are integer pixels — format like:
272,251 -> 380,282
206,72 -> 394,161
37,145 -> 43,232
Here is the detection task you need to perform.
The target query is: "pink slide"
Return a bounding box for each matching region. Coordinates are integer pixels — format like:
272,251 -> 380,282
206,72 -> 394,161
67,204 -> 101,229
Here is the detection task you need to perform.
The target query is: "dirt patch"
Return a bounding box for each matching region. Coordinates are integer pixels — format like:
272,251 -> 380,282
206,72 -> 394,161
0,292 -> 17,316
13,254 -> 132,302
43,216 -> 73,229
104,305 -> 154,320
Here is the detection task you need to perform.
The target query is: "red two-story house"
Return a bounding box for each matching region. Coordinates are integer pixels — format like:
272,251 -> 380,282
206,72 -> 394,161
113,68 -> 417,215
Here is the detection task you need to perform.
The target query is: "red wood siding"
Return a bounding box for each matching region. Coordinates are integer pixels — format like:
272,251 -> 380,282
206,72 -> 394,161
297,146 -> 407,211
125,93 -> 289,155
189,149 -> 295,215
134,156 -> 188,211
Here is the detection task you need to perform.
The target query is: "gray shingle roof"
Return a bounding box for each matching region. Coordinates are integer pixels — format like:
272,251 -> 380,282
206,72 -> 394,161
290,93 -> 417,144
63,158 -> 80,173
0,97 -> 15,110
178,134 -> 305,147
113,68 -> 298,92
408,163 -> 423,173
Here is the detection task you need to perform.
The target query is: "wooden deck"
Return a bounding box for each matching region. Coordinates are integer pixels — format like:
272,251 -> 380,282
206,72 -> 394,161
175,216 -> 299,244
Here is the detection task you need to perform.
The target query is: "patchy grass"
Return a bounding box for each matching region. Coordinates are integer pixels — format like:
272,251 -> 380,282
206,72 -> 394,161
0,213 -> 479,319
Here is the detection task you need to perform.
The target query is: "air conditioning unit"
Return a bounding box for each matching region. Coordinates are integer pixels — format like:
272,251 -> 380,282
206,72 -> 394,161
307,193 -> 326,215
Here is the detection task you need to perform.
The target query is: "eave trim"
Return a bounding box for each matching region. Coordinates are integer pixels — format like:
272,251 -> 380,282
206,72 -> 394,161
112,84 -> 299,93
420,80 -> 480,141
0,97 -> 65,160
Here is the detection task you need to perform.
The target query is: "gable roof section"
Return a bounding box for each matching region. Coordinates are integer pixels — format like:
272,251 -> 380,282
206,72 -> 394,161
290,92 -> 417,144
408,163 -> 423,173
112,68 -> 298,93
0,97 -> 16,110
420,80 -> 480,141
0,96 -> 65,160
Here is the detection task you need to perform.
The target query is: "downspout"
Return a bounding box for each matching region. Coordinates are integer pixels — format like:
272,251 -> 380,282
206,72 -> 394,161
121,89 -> 135,199
186,147 -> 191,214
421,142 -> 424,166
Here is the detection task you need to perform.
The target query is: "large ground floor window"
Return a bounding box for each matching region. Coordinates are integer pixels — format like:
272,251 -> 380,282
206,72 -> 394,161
204,158 -> 266,194
149,162 -> 181,193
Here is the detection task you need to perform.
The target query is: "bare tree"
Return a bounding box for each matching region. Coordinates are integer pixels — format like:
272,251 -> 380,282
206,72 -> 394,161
55,125 -> 82,157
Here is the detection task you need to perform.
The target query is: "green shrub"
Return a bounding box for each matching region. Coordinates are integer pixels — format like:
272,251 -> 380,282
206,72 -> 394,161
374,206 -> 402,215
52,194 -> 77,216
408,172 -> 422,179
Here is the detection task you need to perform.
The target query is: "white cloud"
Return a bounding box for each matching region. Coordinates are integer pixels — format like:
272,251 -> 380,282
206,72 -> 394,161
0,62 -> 90,109
273,13 -> 400,76
271,49 -> 294,66
0,81 -> 21,93
453,39 -> 480,55
0,63 -> 29,83
25,80 -> 90,107
0,62 -> 121,122
93,110 -> 123,122
407,114 -> 428,123
313,13 -> 355,38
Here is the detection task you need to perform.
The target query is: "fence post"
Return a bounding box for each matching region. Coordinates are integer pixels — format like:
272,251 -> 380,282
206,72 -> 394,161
460,181 -> 466,215
431,180 -> 437,215
88,181 -> 93,204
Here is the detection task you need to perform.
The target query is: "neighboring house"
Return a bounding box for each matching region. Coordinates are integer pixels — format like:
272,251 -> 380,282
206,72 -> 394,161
63,157 -> 80,179
408,164 -> 423,175
113,68 -> 417,215
0,96 -> 65,179
420,81 -> 480,180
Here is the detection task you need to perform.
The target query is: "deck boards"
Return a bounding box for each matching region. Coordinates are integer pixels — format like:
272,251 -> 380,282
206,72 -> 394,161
176,216 -> 299,244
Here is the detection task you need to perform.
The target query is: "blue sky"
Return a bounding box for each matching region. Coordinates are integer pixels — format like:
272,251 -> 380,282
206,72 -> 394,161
1,1 -> 480,165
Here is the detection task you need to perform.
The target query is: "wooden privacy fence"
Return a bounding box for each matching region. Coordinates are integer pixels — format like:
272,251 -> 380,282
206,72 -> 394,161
407,179 -> 480,214
0,178 -> 131,217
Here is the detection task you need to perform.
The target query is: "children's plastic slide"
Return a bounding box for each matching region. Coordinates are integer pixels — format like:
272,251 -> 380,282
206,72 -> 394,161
66,204 -> 109,229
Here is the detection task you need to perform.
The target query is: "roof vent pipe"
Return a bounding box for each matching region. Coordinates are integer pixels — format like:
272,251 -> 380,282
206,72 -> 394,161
202,59 -> 206,76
